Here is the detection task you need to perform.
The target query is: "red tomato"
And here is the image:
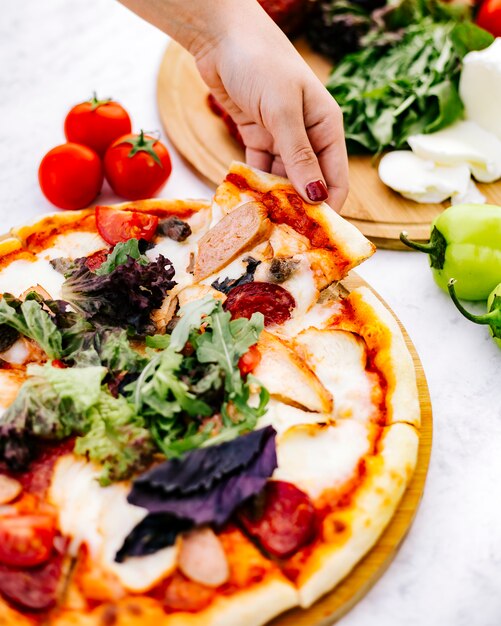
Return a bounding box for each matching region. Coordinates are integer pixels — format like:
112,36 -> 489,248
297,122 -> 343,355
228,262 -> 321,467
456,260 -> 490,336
104,131 -> 172,200
95,205 -> 159,245
64,94 -> 132,156
39,143 -> 103,210
0,514 -> 56,567
238,344 -> 262,377
51,359 -> 67,369
477,0 -> 501,36
85,247 -> 112,270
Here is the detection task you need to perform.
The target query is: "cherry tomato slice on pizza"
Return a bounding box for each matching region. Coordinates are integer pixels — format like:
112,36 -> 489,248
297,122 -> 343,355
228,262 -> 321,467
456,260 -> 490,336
64,93 -> 132,156
237,344 -> 262,377
95,205 -> 158,245
104,130 -> 172,200
224,282 -> 296,326
38,143 -> 103,211
85,247 -> 112,271
238,480 -> 317,558
0,514 -> 56,567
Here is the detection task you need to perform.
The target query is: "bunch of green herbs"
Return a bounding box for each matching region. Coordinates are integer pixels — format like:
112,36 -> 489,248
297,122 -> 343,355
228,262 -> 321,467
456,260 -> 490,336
326,8 -> 494,153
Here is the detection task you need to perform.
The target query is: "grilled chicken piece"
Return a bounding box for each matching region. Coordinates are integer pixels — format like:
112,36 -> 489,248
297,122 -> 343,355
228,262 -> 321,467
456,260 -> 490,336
194,201 -> 272,282
254,330 -> 333,414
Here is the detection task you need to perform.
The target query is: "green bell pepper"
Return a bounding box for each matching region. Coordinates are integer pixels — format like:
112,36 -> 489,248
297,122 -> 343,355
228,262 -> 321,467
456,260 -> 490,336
400,204 -> 501,301
448,280 -> 501,349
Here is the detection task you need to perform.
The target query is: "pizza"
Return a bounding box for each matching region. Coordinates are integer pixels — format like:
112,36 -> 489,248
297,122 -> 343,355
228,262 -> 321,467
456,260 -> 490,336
0,162 -> 420,626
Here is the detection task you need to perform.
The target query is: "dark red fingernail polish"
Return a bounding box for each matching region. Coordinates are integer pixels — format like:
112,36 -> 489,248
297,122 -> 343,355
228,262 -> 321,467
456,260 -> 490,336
306,180 -> 328,202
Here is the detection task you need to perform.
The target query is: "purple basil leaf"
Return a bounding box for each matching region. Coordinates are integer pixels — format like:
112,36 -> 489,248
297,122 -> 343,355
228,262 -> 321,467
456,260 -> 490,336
120,426 -> 277,560
115,514 -> 192,563
131,425 -> 276,497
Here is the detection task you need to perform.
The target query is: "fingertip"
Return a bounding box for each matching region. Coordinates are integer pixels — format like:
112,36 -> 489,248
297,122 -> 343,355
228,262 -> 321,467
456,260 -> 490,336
305,180 -> 328,203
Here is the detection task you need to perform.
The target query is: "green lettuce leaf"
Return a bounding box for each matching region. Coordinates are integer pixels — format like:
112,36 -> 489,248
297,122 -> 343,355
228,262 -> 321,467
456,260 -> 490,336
74,393 -> 155,486
0,296 -> 63,359
27,363 -> 105,413
95,239 -> 149,276
0,363 -> 105,470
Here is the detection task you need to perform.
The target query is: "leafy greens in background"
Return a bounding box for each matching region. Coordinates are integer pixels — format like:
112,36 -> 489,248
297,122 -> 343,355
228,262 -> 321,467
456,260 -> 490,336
325,7 -> 494,153
308,0 -> 472,61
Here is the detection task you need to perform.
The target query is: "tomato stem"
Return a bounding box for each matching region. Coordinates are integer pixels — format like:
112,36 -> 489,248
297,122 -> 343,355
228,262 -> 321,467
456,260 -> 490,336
89,92 -> 112,111
122,130 -> 163,167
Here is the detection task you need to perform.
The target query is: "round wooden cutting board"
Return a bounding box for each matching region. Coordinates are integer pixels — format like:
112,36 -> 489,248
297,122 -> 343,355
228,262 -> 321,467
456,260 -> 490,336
157,40 -> 501,249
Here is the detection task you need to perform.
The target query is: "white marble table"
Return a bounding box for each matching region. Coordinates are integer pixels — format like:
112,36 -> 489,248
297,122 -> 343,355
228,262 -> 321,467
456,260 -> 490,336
2,2 -> 500,625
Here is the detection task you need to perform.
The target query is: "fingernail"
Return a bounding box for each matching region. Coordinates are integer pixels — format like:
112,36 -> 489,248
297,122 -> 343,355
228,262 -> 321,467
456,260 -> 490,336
306,180 -> 328,202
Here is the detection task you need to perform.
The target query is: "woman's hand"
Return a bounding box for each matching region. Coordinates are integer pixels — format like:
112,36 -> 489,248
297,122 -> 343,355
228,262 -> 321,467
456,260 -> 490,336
118,0 -> 349,211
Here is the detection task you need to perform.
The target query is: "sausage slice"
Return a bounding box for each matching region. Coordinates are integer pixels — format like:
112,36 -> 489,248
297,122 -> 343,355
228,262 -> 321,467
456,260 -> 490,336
194,202 -> 271,282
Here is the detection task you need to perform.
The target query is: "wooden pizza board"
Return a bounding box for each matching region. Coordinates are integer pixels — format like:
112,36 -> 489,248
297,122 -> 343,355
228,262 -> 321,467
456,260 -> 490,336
156,40 -> 501,249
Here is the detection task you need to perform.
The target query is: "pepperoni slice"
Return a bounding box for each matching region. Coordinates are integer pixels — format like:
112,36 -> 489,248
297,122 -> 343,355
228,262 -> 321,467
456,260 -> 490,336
223,282 -> 295,326
237,480 -> 317,559
0,549 -> 64,611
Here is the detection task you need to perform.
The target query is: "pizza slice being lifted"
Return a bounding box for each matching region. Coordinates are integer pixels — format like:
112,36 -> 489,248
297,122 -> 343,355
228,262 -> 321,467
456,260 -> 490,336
0,163 -> 420,626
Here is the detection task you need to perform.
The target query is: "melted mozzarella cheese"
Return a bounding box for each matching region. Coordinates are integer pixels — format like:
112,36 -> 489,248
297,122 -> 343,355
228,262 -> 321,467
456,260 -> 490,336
37,231 -> 106,261
276,299 -> 338,339
274,422 -> 371,499
294,328 -> 377,422
49,456 -> 178,593
0,258 -> 65,299
147,208 -> 212,288
0,338 -> 31,365
257,398 -> 330,437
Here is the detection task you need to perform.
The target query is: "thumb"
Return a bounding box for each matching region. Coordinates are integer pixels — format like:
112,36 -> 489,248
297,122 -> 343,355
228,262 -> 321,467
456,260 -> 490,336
274,117 -> 328,204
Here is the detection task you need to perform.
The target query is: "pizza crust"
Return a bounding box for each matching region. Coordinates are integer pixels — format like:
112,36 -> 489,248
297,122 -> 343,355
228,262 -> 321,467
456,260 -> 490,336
295,422 -> 419,607
52,575 -> 298,626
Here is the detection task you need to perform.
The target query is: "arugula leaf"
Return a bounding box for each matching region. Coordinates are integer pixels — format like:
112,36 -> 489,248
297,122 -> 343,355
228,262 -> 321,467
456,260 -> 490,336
196,308 -> 264,395
74,393 -> 155,486
169,295 -> 218,352
0,296 -> 63,359
95,239 -> 149,276
450,21 -> 494,57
